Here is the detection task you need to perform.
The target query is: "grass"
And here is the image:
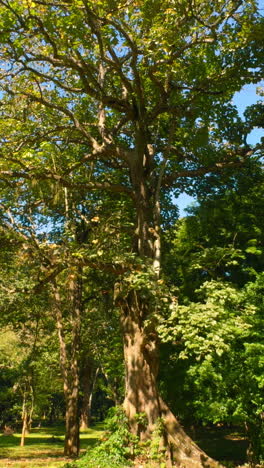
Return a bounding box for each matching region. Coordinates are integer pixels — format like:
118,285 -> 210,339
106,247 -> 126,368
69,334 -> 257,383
0,423 -> 104,468
0,423 -> 258,468
191,425 -> 248,466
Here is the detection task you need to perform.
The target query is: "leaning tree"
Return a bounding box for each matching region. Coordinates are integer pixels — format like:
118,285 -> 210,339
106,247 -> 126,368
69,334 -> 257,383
0,0 -> 263,464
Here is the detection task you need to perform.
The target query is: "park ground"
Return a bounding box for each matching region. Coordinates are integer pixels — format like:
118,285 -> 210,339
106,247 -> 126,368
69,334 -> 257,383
0,423 -> 104,468
0,423 -> 253,468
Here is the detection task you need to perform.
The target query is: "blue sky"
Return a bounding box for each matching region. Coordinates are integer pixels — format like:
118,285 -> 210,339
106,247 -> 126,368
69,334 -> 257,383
177,82 -> 264,216
233,83 -> 264,144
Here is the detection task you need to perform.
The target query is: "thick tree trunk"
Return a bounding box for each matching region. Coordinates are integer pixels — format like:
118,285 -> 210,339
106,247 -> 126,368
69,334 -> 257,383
79,395 -> 92,431
123,147 -> 222,466
121,292 -> 221,467
122,292 -> 160,437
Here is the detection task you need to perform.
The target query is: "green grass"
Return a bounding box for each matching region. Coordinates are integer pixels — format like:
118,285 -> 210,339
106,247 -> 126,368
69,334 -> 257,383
0,423 -> 256,468
0,424 -> 104,468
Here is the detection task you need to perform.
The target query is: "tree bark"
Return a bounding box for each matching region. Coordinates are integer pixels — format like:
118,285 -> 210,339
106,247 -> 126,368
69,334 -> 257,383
79,359 -> 99,430
120,164 -> 222,466
121,293 -> 221,467
64,382 -> 80,457
52,271 -> 82,458
121,291 -> 160,438
20,382 -> 34,447
20,393 -> 29,447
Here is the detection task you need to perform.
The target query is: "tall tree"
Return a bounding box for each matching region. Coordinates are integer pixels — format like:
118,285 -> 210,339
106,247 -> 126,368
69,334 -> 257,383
0,0 -> 263,464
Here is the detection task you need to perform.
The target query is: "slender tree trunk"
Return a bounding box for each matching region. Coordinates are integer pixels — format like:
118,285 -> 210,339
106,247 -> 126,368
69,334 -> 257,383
20,393 -> 28,447
80,360 -> 99,430
52,271 -> 82,457
101,367 -> 122,406
20,414 -> 28,447
28,384 -> 34,432
64,271 -> 81,457
20,383 -> 34,447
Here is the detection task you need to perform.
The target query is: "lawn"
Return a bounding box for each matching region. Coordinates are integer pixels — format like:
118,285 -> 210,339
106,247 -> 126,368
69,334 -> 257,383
0,423 -> 256,468
0,424 -> 104,468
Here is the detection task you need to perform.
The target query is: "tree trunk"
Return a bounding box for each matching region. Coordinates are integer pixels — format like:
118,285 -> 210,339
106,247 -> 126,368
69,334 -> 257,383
101,367 -> 122,407
28,385 -> 34,432
123,146 -> 222,466
80,359 -> 99,430
245,419 -> 263,467
52,271 -> 82,458
20,394 -> 29,447
20,383 -> 34,447
121,291 -> 221,467
121,291 -> 160,438
20,412 -> 28,447
64,382 -> 80,457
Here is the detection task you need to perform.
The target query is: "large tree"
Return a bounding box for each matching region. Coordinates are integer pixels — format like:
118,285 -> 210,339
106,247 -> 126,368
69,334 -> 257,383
0,0 -> 263,465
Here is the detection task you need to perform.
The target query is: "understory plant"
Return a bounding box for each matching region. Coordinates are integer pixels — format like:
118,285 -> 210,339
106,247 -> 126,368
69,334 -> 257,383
63,407 -> 138,468
63,407 -> 169,468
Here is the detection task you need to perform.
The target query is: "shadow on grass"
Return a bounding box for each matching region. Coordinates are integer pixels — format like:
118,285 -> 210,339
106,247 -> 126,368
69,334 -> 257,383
0,434 -> 63,449
0,425 -> 103,463
29,425 -> 65,437
186,425 -> 248,465
0,435 -> 20,447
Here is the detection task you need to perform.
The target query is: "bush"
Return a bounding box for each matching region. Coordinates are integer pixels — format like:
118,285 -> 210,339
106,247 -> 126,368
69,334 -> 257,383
63,407 -> 137,468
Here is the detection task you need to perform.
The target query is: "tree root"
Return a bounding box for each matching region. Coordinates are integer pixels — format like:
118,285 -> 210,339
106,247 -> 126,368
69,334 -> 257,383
159,398 -> 223,468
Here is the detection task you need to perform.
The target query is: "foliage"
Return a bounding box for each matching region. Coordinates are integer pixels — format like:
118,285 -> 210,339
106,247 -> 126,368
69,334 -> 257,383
143,418 -> 166,464
0,0 -> 263,462
158,166 -> 264,463
159,275 -> 264,462
163,163 -> 264,300
64,407 -> 136,468
0,329 -> 23,427
0,325 -> 64,428
63,409 -> 169,468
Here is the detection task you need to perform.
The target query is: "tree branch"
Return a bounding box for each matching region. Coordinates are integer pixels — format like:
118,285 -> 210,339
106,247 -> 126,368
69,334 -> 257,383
162,149 -> 256,187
